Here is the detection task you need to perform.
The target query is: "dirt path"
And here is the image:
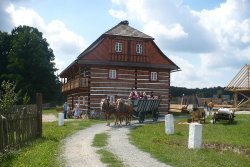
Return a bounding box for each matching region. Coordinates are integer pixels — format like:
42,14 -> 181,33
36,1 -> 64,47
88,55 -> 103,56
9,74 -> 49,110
60,124 -> 109,167
61,122 -> 170,167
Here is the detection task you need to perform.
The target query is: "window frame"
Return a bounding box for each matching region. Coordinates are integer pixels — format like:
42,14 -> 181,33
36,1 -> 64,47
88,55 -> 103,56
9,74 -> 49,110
108,69 -> 117,79
150,71 -> 158,81
136,43 -> 143,54
115,42 -> 122,53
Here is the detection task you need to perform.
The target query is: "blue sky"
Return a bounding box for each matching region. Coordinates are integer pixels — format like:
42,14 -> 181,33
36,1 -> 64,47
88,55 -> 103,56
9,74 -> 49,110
0,0 -> 249,88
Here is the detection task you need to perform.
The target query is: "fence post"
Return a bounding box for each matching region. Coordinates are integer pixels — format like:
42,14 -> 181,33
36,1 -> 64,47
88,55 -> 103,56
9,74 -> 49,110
36,93 -> 42,137
0,115 -> 7,152
0,116 -> 3,152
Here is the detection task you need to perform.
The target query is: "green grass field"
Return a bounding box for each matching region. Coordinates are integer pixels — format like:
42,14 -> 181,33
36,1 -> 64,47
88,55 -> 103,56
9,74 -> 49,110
129,114 -> 250,167
0,109 -> 100,167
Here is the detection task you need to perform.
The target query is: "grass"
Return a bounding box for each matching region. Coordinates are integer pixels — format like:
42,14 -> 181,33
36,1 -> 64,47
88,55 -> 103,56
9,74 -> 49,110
97,149 -> 123,167
0,108 -> 101,167
92,133 -> 123,167
129,114 -> 250,167
42,108 -> 60,116
92,133 -> 109,147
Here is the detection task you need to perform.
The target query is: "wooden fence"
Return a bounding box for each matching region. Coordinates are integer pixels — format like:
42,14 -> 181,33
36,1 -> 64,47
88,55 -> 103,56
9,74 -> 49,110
0,93 -> 42,153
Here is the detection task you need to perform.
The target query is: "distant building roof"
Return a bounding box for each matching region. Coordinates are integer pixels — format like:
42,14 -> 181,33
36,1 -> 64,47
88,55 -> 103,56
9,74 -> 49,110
104,20 -> 153,39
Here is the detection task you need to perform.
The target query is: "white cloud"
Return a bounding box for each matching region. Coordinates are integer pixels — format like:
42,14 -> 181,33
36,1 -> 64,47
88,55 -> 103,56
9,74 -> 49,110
110,0 -> 250,88
5,3 -> 87,73
143,20 -> 188,40
109,9 -> 127,20
169,55 -> 213,88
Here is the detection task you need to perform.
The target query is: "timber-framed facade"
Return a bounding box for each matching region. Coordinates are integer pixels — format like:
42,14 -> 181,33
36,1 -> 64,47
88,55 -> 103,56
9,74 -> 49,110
60,21 -> 180,113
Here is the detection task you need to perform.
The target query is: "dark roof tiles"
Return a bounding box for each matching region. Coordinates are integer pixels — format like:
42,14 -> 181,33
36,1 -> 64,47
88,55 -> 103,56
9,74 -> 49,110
104,20 -> 153,39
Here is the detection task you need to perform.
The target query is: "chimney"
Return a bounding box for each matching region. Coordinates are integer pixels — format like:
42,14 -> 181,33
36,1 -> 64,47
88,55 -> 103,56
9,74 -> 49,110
119,20 -> 129,26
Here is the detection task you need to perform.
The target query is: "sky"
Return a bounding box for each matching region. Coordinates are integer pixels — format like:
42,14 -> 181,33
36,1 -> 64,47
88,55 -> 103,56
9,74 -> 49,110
0,0 -> 250,88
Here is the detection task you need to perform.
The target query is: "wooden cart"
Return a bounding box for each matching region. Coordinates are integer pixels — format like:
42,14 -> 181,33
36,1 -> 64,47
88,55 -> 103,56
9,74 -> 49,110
132,99 -> 160,123
212,108 -> 235,124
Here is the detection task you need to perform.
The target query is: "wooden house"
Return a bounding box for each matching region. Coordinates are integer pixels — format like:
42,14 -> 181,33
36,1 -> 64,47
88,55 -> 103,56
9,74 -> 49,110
59,20 -> 180,114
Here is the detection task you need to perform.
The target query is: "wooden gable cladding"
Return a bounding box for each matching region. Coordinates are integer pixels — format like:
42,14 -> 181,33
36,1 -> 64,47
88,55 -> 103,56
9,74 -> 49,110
78,36 -> 176,67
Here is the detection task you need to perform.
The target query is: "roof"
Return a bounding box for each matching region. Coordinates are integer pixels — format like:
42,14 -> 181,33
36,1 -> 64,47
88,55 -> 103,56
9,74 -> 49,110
225,64 -> 250,91
60,20 -> 180,76
104,20 -> 153,39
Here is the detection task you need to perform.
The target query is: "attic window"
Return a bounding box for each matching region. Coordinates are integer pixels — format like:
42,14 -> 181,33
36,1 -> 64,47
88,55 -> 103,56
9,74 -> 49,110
136,43 -> 143,54
115,42 -> 122,52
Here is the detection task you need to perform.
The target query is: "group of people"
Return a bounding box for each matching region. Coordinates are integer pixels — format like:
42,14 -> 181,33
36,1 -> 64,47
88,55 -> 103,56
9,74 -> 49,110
128,88 -> 158,100
63,102 -> 81,119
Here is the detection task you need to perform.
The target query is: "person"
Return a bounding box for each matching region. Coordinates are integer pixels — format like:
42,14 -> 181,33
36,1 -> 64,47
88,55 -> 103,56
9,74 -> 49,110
63,102 -> 68,119
74,103 -> 81,118
139,91 -> 143,99
142,92 -> 147,100
208,100 -> 214,116
134,91 -> 139,100
128,88 -> 135,99
204,101 -> 208,109
150,91 -> 154,99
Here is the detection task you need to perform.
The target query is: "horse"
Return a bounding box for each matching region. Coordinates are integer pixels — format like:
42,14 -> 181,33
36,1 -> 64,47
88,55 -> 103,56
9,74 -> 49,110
100,98 -> 116,126
115,98 -> 133,125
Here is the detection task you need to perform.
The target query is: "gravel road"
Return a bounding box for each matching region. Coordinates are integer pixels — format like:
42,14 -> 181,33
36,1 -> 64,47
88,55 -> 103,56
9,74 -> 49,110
60,122 -> 170,167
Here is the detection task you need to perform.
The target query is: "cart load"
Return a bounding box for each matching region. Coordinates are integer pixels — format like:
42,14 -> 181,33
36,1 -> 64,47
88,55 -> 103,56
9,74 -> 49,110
212,108 -> 235,124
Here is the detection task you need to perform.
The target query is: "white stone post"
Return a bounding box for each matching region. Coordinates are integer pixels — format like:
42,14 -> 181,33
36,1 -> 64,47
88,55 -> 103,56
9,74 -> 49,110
58,113 -> 64,126
165,114 -> 174,134
188,123 -> 202,149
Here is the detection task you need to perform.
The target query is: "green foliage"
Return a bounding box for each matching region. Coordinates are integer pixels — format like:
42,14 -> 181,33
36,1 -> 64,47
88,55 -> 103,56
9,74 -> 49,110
0,80 -> 19,112
22,92 -> 30,105
129,115 -> 250,167
170,86 -> 232,98
0,26 -> 61,103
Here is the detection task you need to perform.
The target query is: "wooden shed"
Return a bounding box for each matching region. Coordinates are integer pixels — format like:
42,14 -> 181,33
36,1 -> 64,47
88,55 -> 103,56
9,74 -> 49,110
225,64 -> 250,110
59,20 -> 180,114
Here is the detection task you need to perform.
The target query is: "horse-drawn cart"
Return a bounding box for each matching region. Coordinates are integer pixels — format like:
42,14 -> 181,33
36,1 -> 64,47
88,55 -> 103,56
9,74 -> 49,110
212,108 -> 235,124
132,99 -> 160,123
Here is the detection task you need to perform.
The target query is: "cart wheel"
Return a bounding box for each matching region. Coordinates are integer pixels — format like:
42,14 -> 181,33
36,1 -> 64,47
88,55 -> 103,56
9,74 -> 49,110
228,114 -> 233,124
212,113 -> 216,124
138,112 -> 144,123
152,112 -> 158,122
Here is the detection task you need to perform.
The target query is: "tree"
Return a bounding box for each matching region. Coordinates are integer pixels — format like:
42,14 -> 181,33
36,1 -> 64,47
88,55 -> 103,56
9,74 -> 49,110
0,81 -> 19,113
0,26 -> 59,103
0,31 -> 11,83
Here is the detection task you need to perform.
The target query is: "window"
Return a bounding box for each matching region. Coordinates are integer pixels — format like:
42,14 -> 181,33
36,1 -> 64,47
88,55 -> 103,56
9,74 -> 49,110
136,43 -> 143,54
109,69 -> 117,79
150,72 -> 158,81
115,42 -> 122,52
107,95 -> 115,103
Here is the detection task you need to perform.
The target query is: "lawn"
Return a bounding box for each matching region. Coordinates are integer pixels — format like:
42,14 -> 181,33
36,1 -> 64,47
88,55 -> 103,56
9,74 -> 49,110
0,108 -> 101,167
129,114 -> 250,167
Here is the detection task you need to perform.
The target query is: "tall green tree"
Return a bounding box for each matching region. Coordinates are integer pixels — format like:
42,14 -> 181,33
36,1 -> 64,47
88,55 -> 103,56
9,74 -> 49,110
1,26 -> 58,103
0,31 -> 11,83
